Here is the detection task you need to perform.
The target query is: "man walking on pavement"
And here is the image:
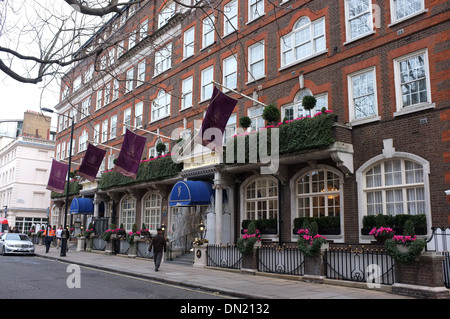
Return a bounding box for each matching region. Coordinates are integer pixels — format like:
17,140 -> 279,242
149,228 -> 166,272
43,225 -> 55,253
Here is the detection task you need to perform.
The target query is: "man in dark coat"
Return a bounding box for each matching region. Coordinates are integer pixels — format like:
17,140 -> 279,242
149,228 -> 166,271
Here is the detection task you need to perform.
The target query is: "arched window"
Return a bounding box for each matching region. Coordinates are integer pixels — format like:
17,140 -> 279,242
143,193 -> 161,232
356,142 -> 432,240
121,196 -> 136,232
363,159 -> 425,215
282,89 -> 328,121
281,16 -> 326,67
244,177 -> 278,220
295,169 -> 341,218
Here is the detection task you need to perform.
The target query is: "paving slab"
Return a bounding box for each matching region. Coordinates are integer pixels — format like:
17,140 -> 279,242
33,245 -> 413,299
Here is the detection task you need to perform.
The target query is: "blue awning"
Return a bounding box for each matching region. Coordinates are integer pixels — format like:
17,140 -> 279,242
169,181 -> 213,207
70,198 -> 94,214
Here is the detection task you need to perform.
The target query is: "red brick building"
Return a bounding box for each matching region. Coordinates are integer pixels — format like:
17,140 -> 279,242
51,0 -> 449,247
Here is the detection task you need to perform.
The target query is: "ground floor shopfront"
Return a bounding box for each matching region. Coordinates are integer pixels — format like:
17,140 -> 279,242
49,112 -> 449,250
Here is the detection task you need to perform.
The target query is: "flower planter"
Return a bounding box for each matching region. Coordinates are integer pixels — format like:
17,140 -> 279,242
76,237 -> 86,252
294,228 -> 340,235
193,245 -> 207,268
241,247 -> 258,273
104,233 -> 117,255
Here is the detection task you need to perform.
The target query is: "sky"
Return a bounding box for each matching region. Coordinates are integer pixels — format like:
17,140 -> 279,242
0,77 -> 59,127
0,0 -> 82,128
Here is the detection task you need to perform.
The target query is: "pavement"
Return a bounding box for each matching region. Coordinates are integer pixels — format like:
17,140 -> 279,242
33,244 -> 413,299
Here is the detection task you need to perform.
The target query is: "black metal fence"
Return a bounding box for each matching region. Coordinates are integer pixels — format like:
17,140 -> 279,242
426,227 -> 450,289
206,244 -> 242,269
258,244 -> 304,276
325,245 -> 395,285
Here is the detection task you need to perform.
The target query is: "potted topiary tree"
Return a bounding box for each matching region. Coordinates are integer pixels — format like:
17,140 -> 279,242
239,116 -> 252,131
156,142 -> 166,156
302,95 -> 317,116
262,103 -> 280,126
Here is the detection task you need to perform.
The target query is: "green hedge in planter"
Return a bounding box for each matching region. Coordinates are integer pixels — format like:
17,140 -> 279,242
293,216 -> 340,235
51,181 -> 82,199
361,214 -> 427,235
242,219 -> 277,232
98,155 -> 183,190
226,113 -> 336,163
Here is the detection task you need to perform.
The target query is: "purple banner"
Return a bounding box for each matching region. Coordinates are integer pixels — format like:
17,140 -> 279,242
113,129 -> 146,179
198,86 -> 238,150
46,159 -> 69,194
78,143 -> 107,182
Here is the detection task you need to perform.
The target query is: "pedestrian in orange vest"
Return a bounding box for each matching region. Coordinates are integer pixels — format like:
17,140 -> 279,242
43,226 -> 55,253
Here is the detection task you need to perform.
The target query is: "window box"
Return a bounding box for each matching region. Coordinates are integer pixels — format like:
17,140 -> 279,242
242,219 -> 277,235
293,216 -> 341,236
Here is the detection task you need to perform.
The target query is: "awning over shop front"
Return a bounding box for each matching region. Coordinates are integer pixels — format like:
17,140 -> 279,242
70,198 -> 94,214
169,180 -> 213,207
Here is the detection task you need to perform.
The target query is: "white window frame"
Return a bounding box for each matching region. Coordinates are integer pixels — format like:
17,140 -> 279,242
223,55 -> 238,90
224,0 -> 238,36
101,119 -> 108,143
120,196 -> 136,232
96,89 -> 103,111
126,68 -> 134,93
201,65 -> 214,101
281,17 -> 326,68
248,41 -> 265,83
393,49 -> 433,117
113,79 -> 120,101
140,19 -> 148,40
61,141 -> 66,159
123,108 -> 131,134
202,15 -> 215,49
81,97 -> 90,119
248,0 -> 264,22
282,90 -> 328,121
154,43 -> 172,76
356,141 -> 432,242
104,82 -> 111,105
181,76 -> 193,110
347,66 -> 380,125
152,90 -> 171,122
79,130 -> 88,152
344,0 -> 374,43
223,113 -> 236,144
248,106 -> 264,131
135,101 -> 143,128
183,26 -> 195,59
142,192 -> 162,233
241,176 -> 278,222
137,60 -> 146,86
110,115 -> 117,140
158,1 -> 176,29
94,124 -> 100,144
390,0 -> 426,25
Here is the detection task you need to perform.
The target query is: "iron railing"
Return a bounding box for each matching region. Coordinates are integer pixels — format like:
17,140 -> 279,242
426,227 -> 450,289
207,244 -> 242,269
258,244 -> 304,275
325,245 -> 395,285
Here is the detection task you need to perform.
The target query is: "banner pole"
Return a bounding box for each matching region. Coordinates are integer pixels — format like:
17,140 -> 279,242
211,81 -> 267,107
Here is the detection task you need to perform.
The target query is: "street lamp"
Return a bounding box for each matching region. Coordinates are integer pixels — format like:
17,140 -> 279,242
42,107 -> 73,257
198,223 -> 206,240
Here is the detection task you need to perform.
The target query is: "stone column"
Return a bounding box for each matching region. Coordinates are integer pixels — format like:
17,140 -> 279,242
214,184 -> 223,244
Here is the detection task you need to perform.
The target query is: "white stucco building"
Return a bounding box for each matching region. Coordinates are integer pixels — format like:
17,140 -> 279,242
0,114 -> 55,232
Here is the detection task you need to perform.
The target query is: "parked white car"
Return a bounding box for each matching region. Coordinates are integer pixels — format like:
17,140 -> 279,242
0,233 -> 35,256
